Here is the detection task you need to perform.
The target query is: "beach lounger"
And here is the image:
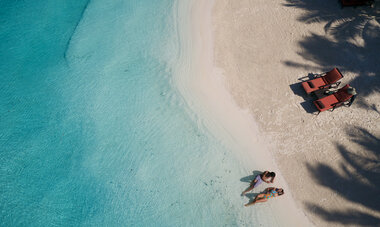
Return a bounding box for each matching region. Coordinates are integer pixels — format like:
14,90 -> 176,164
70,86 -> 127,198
313,84 -> 354,113
301,68 -> 343,95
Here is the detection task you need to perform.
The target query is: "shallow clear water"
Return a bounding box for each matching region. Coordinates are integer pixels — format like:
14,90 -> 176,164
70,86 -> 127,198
0,1 -> 279,226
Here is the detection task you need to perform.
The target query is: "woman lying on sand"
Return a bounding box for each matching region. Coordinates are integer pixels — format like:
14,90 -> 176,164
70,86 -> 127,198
245,187 -> 284,206
241,171 -> 276,196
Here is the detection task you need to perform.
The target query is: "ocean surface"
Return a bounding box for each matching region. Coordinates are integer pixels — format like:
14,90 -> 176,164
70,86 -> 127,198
0,1 -> 281,226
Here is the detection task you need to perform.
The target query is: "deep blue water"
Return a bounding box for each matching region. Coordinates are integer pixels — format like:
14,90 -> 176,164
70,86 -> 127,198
0,1 -> 269,226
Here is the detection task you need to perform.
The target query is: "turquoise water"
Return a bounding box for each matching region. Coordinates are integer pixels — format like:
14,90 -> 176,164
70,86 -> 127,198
0,1 -> 272,226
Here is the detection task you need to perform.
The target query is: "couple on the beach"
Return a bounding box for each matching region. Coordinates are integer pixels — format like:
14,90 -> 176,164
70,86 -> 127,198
242,171 -> 284,206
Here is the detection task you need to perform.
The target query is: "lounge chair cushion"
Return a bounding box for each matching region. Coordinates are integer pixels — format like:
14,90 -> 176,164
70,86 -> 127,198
324,68 -> 343,84
301,68 -> 343,95
334,84 -> 353,102
334,92 -> 352,102
313,95 -> 339,112
307,81 -> 315,88
315,100 -> 325,109
302,77 -> 326,94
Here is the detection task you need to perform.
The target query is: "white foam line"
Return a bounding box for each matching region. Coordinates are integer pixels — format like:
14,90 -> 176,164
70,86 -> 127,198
171,0 -> 312,226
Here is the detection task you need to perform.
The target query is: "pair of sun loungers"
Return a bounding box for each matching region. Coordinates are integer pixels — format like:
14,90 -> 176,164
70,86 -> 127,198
301,68 -> 355,113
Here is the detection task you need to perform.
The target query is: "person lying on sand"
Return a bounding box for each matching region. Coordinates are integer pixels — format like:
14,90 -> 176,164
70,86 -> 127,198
241,171 -> 276,195
244,187 -> 284,207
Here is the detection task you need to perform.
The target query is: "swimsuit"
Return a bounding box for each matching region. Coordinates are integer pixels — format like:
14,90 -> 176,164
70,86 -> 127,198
264,189 -> 278,199
253,175 -> 263,187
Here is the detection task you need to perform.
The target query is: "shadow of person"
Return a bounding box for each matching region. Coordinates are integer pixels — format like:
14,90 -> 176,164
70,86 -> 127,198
245,192 -> 262,202
240,170 -> 262,183
241,170 -> 262,196
244,188 -> 273,205
245,192 -> 260,204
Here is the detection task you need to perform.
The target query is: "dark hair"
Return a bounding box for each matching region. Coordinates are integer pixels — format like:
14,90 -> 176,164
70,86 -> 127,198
277,188 -> 284,195
269,172 -> 276,178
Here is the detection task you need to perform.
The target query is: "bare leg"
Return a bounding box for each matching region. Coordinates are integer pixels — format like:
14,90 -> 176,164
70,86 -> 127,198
253,197 -> 268,204
241,186 -> 254,196
241,180 -> 257,195
245,197 -> 267,206
244,201 -> 256,207
244,194 -> 266,207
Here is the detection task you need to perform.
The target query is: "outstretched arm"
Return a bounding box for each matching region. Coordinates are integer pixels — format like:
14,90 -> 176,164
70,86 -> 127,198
270,176 -> 275,183
264,187 -> 275,192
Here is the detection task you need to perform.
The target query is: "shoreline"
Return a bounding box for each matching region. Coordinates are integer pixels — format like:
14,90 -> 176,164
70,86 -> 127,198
212,0 -> 380,226
173,0 -> 311,225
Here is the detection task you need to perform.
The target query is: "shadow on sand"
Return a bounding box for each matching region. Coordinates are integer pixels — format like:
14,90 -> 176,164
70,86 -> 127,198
281,1 -> 379,225
305,126 -> 380,225
283,0 -> 380,111
240,170 -> 262,200
289,79 -> 319,114
240,170 -> 262,183
244,192 -> 260,204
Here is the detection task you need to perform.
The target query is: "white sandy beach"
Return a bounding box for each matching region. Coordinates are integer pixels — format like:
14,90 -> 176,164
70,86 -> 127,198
173,0 -> 312,226
212,0 -> 380,226
1,0 -> 378,226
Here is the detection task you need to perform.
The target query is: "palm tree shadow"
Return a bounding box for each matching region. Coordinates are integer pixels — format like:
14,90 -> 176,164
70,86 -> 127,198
279,1 -> 379,224
305,126 -> 380,225
305,202 -> 380,225
283,0 -> 380,111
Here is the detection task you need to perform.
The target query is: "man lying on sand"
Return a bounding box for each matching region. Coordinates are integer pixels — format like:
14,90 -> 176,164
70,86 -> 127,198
245,187 -> 284,206
241,171 -> 276,195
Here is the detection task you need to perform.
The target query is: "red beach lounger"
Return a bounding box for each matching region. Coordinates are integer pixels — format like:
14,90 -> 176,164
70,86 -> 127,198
313,84 -> 354,112
302,68 -> 343,95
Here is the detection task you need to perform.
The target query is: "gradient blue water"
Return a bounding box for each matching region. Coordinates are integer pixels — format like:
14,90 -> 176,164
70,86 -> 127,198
0,1 -> 263,226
